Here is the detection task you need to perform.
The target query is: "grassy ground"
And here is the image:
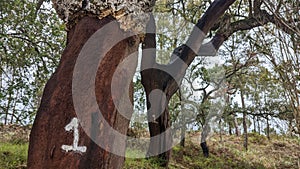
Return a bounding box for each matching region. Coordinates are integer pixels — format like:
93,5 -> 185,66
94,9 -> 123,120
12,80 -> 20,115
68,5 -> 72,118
0,130 -> 299,169
124,133 -> 300,169
0,142 -> 28,169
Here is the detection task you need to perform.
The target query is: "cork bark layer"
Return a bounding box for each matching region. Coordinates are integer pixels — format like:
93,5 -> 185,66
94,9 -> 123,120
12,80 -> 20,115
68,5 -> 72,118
51,0 -> 155,31
27,16 -> 139,169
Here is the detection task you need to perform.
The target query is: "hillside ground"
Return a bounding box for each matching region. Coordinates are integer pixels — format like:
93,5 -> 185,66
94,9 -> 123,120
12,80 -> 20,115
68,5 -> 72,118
125,132 -> 300,169
0,125 -> 299,169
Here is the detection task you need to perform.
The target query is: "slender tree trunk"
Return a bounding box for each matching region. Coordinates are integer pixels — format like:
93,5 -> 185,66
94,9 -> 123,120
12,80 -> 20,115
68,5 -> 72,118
0,74 -> 2,92
266,115 -> 270,140
180,92 -> 186,147
257,116 -> 261,135
253,115 -> 256,133
234,116 -> 239,136
229,120 -> 232,135
241,89 -> 248,151
219,119 -> 223,142
4,91 -> 12,125
200,124 -> 210,157
27,16 -> 139,169
180,124 -> 186,147
295,106 -> 300,135
10,90 -> 19,124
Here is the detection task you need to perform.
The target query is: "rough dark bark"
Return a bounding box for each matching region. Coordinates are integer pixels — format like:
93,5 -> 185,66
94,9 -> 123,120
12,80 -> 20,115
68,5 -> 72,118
200,142 -> 209,158
141,17 -> 172,165
27,16 -> 139,169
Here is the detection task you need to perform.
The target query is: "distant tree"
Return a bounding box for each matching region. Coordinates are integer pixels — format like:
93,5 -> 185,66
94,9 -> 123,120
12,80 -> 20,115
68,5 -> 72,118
0,0 -> 65,124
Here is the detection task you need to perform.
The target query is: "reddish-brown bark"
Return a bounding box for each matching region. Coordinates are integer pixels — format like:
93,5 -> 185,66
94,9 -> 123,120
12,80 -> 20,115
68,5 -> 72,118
27,16 -> 139,169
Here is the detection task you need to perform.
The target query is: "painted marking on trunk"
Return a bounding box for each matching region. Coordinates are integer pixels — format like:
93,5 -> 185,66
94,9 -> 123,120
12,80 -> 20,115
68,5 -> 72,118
61,117 -> 87,153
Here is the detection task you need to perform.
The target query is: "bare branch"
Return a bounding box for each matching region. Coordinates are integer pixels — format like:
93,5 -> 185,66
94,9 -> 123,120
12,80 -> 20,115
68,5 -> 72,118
199,6 -> 299,56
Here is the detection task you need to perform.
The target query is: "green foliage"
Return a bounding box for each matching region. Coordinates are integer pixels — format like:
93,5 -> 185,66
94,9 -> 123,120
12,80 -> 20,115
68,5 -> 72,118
131,76 -> 148,129
0,1 -> 65,124
154,0 -> 200,64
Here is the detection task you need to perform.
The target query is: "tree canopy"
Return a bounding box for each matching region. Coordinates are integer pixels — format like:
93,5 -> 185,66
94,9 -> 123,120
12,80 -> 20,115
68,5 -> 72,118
0,0 -> 65,124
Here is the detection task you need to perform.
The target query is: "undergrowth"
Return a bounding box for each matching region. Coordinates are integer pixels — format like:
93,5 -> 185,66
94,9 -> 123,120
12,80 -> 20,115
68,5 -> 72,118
0,142 -> 28,169
124,133 -> 300,169
0,131 -> 299,169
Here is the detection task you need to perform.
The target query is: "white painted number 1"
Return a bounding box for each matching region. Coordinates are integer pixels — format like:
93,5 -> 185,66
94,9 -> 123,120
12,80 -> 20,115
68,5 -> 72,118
61,117 -> 87,153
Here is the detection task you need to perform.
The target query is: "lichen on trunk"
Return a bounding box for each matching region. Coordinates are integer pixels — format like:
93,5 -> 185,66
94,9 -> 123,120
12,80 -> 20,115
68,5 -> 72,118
51,0 -> 155,32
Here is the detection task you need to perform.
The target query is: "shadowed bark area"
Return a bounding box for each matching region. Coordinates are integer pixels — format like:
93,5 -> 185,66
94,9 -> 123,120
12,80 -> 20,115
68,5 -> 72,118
27,16 -> 139,169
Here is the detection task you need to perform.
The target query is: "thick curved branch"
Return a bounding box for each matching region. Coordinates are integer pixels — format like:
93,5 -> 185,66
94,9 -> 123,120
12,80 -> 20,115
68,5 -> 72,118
175,0 -> 237,65
141,14 -> 156,70
199,8 -> 299,56
166,0 -> 237,96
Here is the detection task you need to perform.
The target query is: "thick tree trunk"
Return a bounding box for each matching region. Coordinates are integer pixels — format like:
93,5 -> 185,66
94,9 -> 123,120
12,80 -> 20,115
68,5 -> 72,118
27,16 -> 139,169
140,15 -> 172,167
141,0 -> 237,167
141,68 -> 173,166
146,108 -> 172,166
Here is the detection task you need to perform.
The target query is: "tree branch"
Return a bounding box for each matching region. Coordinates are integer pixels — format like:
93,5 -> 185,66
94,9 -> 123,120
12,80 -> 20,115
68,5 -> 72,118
166,0 -> 237,96
176,0 -> 237,65
141,13 -> 156,70
199,7 -> 299,56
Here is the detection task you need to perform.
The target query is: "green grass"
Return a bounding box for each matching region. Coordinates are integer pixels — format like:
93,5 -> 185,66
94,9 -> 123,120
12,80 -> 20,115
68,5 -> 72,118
124,157 -> 165,169
124,134 -> 300,169
0,132 -> 299,169
0,142 -> 28,169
